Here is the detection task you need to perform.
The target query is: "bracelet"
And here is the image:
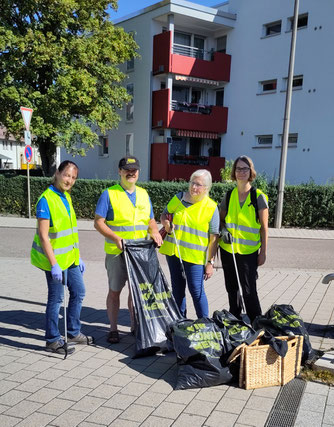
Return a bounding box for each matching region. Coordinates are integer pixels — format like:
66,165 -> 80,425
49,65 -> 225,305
208,260 -> 214,266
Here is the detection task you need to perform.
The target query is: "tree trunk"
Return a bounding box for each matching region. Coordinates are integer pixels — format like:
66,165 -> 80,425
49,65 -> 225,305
37,138 -> 57,176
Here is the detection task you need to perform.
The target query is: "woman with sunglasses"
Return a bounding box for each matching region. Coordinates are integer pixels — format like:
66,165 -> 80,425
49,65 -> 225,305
219,156 -> 269,322
160,170 -> 219,318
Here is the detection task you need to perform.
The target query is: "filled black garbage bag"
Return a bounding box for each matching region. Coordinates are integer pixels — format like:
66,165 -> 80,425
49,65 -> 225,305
124,239 -> 182,357
252,304 -> 316,363
167,318 -> 233,390
212,309 -> 258,354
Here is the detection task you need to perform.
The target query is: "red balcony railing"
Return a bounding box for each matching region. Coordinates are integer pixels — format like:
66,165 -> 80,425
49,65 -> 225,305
153,31 -> 231,82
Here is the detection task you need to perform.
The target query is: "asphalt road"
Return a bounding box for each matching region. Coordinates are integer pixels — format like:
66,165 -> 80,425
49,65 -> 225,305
1,227 -> 333,271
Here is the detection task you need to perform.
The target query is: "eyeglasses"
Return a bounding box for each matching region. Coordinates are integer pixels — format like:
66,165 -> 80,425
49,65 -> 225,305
235,167 -> 250,173
190,181 -> 205,188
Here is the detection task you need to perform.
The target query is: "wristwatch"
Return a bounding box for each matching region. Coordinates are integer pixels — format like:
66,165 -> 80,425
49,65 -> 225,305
208,260 -> 214,266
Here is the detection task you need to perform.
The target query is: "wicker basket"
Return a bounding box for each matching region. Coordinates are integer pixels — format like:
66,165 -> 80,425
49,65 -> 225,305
231,335 -> 303,390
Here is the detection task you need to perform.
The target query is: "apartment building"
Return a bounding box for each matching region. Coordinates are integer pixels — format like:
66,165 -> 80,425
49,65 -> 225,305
65,0 -> 334,184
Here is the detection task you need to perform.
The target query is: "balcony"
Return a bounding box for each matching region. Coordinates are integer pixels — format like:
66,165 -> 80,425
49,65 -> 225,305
152,89 -> 228,134
153,31 -> 231,82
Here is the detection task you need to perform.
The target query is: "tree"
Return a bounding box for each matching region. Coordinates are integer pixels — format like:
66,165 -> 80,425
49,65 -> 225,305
0,0 -> 137,175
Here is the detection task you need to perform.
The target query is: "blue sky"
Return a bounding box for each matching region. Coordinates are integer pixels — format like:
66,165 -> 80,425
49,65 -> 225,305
109,0 -> 220,20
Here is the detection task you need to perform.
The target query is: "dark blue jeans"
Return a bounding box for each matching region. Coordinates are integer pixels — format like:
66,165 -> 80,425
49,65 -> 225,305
166,255 -> 208,318
45,264 -> 85,342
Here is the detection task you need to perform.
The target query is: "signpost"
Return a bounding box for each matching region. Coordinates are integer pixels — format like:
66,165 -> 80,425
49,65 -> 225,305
20,107 -> 33,219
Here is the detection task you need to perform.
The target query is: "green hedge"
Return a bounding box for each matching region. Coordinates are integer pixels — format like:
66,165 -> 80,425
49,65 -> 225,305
0,175 -> 333,228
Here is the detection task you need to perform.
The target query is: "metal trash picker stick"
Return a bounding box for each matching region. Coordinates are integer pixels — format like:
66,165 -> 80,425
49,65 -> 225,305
62,271 -> 69,359
230,238 -> 246,314
172,228 -> 187,282
122,240 -> 139,331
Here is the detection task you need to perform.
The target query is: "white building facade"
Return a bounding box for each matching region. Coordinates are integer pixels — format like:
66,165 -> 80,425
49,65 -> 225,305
63,0 -> 334,184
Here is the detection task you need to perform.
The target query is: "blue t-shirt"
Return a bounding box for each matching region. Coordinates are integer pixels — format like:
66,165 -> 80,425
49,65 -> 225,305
163,191 -> 219,234
95,187 -> 154,221
36,185 -> 70,227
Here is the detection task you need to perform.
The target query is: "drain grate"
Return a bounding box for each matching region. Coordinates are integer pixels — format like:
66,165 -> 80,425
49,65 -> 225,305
265,378 -> 306,427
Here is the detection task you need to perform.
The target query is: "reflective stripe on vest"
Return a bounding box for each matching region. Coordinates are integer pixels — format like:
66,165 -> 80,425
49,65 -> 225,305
219,187 -> 268,254
30,188 -> 80,271
104,184 -> 150,254
159,194 -> 217,265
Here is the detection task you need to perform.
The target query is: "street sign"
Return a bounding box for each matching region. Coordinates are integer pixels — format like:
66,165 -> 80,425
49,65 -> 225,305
24,130 -> 31,146
20,106 -> 33,131
25,145 -> 33,163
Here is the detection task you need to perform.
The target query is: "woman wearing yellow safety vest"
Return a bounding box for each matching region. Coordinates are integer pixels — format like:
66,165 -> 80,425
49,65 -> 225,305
31,161 -> 93,354
160,170 -> 220,318
219,156 -> 269,322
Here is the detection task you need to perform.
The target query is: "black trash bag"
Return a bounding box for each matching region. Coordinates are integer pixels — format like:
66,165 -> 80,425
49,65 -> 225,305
167,318 -> 233,390
252,304 -> 316,363
124,239 -> 182,358
213,309 -> 258,355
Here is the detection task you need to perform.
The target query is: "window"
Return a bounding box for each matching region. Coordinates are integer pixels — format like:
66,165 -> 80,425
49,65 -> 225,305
174,31 -> 205,59
126,31 -> 135,71
216,36 -> 227,53
288,13 -> 308,31
279,133 -> 298,146
259,79 -> 277,93
125,134 -> 133,156
126,83 -> 134,122
99,136 -> 108,156
263,20 -> 281,37
216,89 -> 224,106
256,135 -> 273,146
282,75 -> 303,91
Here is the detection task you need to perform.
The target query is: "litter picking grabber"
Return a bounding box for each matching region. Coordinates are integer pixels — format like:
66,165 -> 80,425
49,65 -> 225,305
122,240 -> 139,331
61,272 -> 69,359
230,238 -> 246,314
172,228 -> 187,282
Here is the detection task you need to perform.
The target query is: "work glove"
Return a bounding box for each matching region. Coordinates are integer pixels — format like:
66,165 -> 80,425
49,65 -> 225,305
221,227 -> 233,244
79,258 -> 85,274
51,263 -> 63,282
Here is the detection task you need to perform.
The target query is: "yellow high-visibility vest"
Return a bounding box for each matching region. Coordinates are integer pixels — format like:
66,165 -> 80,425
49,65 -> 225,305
219,187 -> 268,254
160,194 -> 217,265
104,184 -> 150,254
31,188 -> 79,271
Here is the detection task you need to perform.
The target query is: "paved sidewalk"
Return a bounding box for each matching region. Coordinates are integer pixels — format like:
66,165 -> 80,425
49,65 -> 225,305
0,218 -> 334,426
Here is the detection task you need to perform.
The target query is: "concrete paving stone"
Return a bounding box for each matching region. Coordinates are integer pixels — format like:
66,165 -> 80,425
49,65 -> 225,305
0,390 -> 31,407
105,373 -> 133,387
131,374 -> 157,385
0,414 -> 22,426
119,403 -> 154,423
236,408 -> 269,427
52,358 -> 82,372
0,362 -> 28,375
299,392 -> 327,413
48,376 -> 79,391
323,424 -> 334,427
215,397 -> 246,414
80,357 -> 109,370
51,409 -> 89,427
0,380 -> 20,396
0,404 -> 10,414
0,355 -> 19,367
6,370 -> 37,384
252,386 -> 280,399
27,360 -> 57,373
165,390 -> 198,405
69,351 -> 95,363
77,422 -> 100,427
143,362 -> 174,375
75,375 -> 106,389
327,389 -> 334,405
140,415 -> 173,426
323,404 -> 334,425
91,365 -> 121,378
17,353 -> 45,365
38,397 -> 75,416
152,401 -> 186,419
305,380 -> 330,396
88,384 -> 121,399
117,365 -> 145,377
195,387 -> 225,403
109,419 -> 140,427
15,377 -> 50,393
120,382 -> 151,397
135,391 -> 166,407
14,411 -> 55,427
184,399 -> 216,417
0,372 -> 10,381
223,387 -> 253,401
104,393 -> 137,410
294,409 -> 324,426
148,380 -> 174,394
4,399 -> 42,418
26,387 -> 62,404
173,413 -> 206,427
63,366 -> 95,380
70,395 -> 106,413
245,395 -> 276,413
85,406 -> 122,424
205,410 -> 238,427
95,349 -> 121,361
58,386 -> 92,402
35,368 -> 67,381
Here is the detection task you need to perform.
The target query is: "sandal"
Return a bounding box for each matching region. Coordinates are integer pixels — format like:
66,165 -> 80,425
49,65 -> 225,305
107,330 -> 120,344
